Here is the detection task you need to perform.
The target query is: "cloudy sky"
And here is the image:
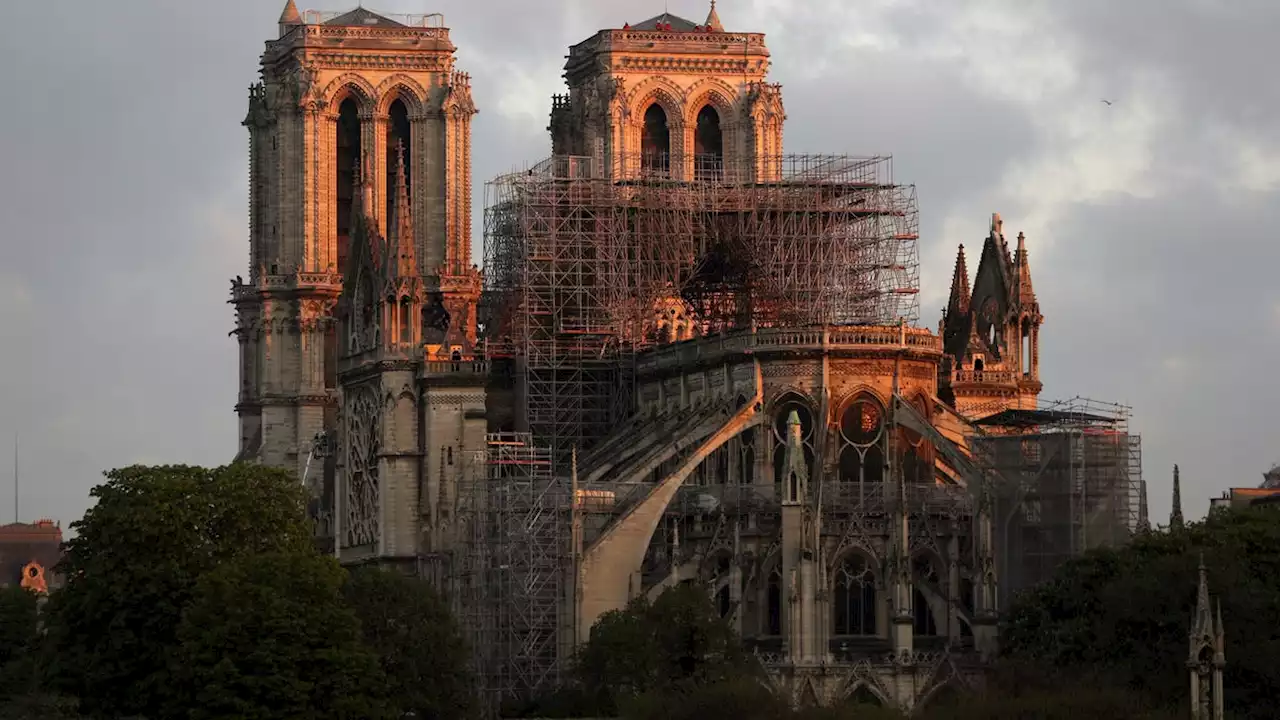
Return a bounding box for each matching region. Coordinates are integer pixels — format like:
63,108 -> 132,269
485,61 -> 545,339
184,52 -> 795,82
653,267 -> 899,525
0,0 -> 1275,530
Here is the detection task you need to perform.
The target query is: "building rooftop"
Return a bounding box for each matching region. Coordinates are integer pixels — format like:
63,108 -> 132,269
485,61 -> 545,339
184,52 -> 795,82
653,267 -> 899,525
629,13 -> 701,31
323,7 -> 405,28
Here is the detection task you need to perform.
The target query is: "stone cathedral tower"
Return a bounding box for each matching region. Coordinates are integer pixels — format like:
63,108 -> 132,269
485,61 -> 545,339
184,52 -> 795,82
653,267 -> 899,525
548,2 -> 785,181
232,2 -> 481,486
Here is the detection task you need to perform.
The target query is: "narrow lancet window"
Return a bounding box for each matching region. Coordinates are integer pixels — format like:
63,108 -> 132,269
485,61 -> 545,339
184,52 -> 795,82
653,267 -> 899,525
694,105 -> 723,180
641,103 -> 670,173
335,98 -> 362,275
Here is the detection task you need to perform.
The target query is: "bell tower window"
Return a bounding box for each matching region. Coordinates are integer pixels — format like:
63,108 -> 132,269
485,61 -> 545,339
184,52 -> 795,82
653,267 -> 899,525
335,98 -> 362,275
385,98 -> 411,226
641,103 -> 670,173
694,105 -> 723,180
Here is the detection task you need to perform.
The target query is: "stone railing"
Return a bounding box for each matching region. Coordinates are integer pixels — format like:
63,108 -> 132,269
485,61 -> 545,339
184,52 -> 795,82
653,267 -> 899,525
608,29 -> 765,46
952,369 -> 1019,384
421,359 -> 489,377
636,325 -> 941,375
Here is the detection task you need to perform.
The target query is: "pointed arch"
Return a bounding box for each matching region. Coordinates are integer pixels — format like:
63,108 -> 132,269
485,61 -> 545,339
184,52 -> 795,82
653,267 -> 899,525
322,73 -> 377,111
770,390 -> 815,494
627,76 -> 685,123
684,78 -> 737,125
374,74 -> 429,115
918,678 -> 967,710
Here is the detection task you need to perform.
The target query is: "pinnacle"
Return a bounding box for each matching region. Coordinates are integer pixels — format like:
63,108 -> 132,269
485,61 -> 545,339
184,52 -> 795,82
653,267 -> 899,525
947,243 -> 971,316
705,0 -> 724,31
1170,464 -> 1184,529
279,0 -> 302,25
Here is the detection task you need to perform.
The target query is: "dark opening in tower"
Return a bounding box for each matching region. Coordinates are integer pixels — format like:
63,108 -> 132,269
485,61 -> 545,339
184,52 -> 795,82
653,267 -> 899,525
694,105 -> 723,180
641,103 -> 670,173
385,99 -> 411,227
335,99 -> 362,275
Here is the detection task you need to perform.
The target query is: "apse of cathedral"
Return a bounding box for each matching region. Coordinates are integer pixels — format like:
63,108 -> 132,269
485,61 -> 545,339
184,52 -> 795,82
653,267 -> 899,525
234,2 -> 1145,711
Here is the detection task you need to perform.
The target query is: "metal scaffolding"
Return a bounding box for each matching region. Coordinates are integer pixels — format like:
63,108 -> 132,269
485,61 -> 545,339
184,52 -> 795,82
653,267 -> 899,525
483,153 -> 920,469
457,433 -> 564,714
970,397 -> 1145,607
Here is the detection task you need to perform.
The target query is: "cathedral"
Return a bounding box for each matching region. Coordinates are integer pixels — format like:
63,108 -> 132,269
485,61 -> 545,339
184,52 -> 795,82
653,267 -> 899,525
233,2 -> 1144,712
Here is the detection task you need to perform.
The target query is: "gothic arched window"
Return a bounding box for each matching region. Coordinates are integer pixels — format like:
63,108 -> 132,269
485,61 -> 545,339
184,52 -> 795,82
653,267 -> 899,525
385,98 -> 411,225
833,555 -> 877,636
771,395 -> 815,498
641,103 -> 671,173
335,98 -> 362,276
766,570 -> 782,635
837,395 -> 886,486
694,104 -> 723,180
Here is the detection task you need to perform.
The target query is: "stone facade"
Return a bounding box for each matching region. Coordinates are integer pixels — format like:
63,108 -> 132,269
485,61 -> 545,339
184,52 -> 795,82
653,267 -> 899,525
549,7 -> 783,181
571,326 -> 999,709
233,4 -> 485,570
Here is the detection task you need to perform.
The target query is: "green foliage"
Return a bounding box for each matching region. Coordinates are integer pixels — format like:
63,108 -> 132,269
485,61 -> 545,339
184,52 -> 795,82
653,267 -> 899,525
1001,506 -> 1280,719
44,463 -> 313,718
170,551 -> 391,720
344,566 -> 477,720
0,585 -> 39,680
573,582 -> 758,715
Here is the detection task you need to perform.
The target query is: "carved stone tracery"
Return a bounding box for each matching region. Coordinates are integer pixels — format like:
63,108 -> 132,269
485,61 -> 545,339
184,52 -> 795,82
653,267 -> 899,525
344,383 -> 381,547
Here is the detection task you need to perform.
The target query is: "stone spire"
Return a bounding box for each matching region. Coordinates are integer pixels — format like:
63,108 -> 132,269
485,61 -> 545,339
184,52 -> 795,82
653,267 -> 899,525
947,244 -> 971,316
278,0 -> 302,37
1191,555 -> 1212,639
780,410 -> 808,505
1137,479 -> 1151,533
705,0 -> 724,31
1171,465 -> 1185,530
350,155 -> 381,271
390,140 -> 416,279
1188,554 -> 1225,719
1013,231 -> 1037,309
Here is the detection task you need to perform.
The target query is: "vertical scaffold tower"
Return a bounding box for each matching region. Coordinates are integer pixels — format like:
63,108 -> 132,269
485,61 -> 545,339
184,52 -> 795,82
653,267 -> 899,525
457,433 -> 564,714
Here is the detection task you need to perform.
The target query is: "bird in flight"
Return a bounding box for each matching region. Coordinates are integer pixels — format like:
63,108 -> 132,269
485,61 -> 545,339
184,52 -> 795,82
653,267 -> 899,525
1101,99 -> 1113,106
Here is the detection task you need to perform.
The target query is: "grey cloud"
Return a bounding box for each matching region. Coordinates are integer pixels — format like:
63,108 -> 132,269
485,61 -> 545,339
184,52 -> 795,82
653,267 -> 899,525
0,0 -> 1272,528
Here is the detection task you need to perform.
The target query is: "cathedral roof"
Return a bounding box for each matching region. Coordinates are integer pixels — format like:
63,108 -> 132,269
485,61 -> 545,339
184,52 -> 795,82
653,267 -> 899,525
629,13 -> 701,31
324,7 -> 405,28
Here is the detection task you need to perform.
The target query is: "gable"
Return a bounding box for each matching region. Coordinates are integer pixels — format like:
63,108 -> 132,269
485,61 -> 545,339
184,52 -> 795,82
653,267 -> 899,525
630,13 -> 701,31
324,8 -> 405,28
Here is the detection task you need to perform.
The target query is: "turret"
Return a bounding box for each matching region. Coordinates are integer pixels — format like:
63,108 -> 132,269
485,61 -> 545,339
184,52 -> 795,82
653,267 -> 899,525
704,0 -> 724,31
278,0 -> 302,38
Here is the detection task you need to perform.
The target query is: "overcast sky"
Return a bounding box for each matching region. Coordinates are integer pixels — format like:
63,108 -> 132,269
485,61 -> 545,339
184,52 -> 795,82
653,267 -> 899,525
0,0 -> 1275,529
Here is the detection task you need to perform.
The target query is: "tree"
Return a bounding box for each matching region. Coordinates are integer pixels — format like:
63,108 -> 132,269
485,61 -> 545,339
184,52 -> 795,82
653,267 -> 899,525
0,585 -> 40,699
44,463 -> 315,718
574,582 -> 758,715
344,566 -> 476,720
170,551 -> 391,720
1000,505 -> 1280,720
